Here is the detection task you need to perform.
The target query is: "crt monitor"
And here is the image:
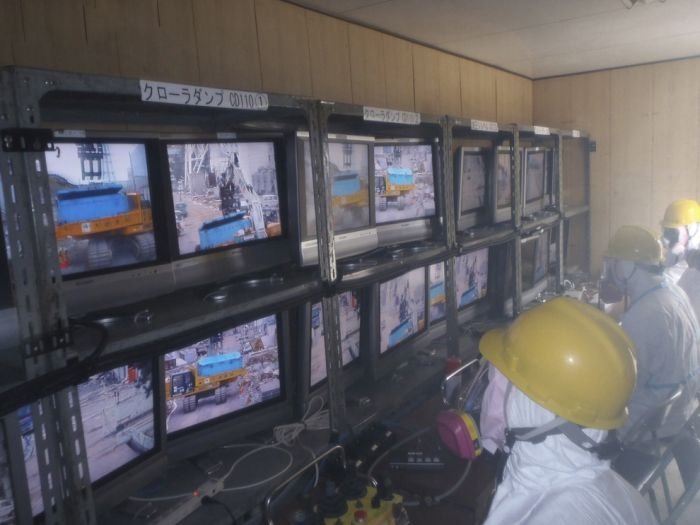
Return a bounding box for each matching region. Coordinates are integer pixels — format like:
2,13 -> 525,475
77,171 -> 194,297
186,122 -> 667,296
309,291 -> 362,389
379,267 -> 426,354
428,261 -> 447,324
0,423 -> 15,523
297,134 -> 376,265
492,146 -> 513,224
45,142 -> 157,277
165,141 -> 282,256
163,314 -> 282,435
374,141 -> 436,246
522,230 -> 550,292
522,148 -> 548,216
454,247 -> 489,309
20,358 -> 156,518
455,147 -> 488,230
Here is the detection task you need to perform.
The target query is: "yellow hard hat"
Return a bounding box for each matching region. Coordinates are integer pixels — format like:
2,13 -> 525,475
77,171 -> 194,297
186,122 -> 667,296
480,297 -> 637,430
661,199 -> 700,229
606,225 -> 662,266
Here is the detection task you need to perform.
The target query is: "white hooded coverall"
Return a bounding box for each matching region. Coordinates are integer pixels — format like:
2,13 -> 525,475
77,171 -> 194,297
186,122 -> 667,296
484,387 -> 657,525
620,281 -> 700,438
678,267 -> 700,324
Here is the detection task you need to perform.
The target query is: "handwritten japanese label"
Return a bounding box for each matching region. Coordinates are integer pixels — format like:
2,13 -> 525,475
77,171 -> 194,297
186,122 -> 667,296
470,119 -> 499,133
139,80 -> 269,111
572,129 -> 581,138
533,125 -> 551,136
363,106 -> 420,125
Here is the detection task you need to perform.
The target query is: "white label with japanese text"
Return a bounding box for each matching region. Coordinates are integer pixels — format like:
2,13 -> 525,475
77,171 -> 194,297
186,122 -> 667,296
139,80 -> 269,111
470,119 -> 499,133
572,129 -> 581,138
534,125 -> 551,136
363,106 -> 420,125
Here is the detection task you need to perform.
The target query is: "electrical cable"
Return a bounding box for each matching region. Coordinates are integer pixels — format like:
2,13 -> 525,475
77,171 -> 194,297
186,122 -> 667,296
367,425 -> 431,480
218,445 -> 294,492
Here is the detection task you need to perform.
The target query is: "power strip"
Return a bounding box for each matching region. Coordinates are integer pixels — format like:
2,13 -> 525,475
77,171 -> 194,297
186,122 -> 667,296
150,478 -> 224,525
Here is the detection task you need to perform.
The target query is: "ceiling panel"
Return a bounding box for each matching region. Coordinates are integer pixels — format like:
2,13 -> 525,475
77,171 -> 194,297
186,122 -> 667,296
292,0 -> 700,78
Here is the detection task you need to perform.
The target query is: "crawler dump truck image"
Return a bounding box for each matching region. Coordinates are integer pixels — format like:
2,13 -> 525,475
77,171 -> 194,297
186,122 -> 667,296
165,353 -> 247,413
54,183 -> 155,269
332,170 -> 368,208
376,166 -> 415,211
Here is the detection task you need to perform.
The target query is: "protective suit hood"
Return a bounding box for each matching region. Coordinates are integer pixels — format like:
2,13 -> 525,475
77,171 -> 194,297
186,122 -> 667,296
484,386 -> 657,525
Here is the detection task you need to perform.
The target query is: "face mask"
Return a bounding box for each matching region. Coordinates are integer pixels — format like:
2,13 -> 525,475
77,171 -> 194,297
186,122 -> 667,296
664,227 -> 689,267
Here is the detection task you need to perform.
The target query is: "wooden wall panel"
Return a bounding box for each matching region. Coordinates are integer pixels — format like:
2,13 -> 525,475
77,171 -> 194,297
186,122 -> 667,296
459,59 -> 496,121
437,51 -> 462,117
255,0 -> 312,96
532,76 -> 571,128
496,70 -> 532,124
413,45 -> 441,114
382,34 -> 414,111
610,66 -> 653,233
154,0 -> 200,83
307,11 -> 352,103
0,0 -> 21,67
82,2 -> 121,76
348,25 -> 386,107
193,0 -> 261,90
650,59 -> 700,225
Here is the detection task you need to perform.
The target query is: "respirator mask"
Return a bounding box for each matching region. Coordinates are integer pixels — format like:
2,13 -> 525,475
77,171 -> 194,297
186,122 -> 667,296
436,359 -> 491,460
663,227 -> 689,267
598,258 -> 635,306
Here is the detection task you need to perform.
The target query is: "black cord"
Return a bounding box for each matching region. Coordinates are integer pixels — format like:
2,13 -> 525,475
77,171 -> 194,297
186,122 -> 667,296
68,317 -> 109,367
201,496 -> 239,524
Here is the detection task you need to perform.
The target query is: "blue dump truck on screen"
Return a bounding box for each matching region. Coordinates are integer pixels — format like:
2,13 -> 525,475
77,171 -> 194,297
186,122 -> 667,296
198,212 -> 255,251
376,166 -> 415,211
165,352 -> 247,413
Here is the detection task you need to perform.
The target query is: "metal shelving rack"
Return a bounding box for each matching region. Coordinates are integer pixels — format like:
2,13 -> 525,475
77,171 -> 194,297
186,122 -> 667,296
0,65 -> 592,523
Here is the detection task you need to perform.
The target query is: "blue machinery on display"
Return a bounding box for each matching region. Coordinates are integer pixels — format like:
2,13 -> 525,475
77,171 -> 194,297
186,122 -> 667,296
0,67 -> 591,523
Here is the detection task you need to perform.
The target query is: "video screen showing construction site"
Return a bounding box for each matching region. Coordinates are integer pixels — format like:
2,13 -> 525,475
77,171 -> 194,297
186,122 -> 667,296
163,314 -> 281,434
454,248 -> 489,309
166,142 -> 282,256
0,426 -> 15,523
303,141 -> 370,235
374,144 -> 435,224
309,291 -> 362,387
77,360 -> 155,483
45,143 -> 155,276
379,267 -> 426,354
428,262 -> 446,323
459,152 -> 487,213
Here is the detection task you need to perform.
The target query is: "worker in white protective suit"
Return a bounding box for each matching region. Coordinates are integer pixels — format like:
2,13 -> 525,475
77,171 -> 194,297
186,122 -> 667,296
678,249 -> 700,322
660,199 -> 700,284
480,297 -> 657,525
602,225 -> 700,438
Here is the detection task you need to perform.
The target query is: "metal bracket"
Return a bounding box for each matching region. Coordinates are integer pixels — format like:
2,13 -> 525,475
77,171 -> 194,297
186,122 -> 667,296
23,329 -> 71,358
1,128 -> 55,152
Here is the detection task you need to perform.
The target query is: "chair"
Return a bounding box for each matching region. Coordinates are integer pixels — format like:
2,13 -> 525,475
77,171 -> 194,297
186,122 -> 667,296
612,386 -> 684,518
641,402 -> 700,524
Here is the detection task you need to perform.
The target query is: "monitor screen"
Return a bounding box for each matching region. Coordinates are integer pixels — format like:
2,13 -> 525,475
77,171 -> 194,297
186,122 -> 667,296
379,267 -> 426,354
454,248 -> 489,309
163,314 -> 281,434
495,150 -> 512,210
521,232 -> 549,291
77,359 -> 156,483
428,262 -> 446,323
374,144 -> 435,224
45,142 -> 155,276
525,150 -> 546,203
18,405 -> 42,516
302,141 -> 371,237
459,150 -> 487,215
0,425 -> 15,523
309,291 -> 362,388
166,142 -> 282,256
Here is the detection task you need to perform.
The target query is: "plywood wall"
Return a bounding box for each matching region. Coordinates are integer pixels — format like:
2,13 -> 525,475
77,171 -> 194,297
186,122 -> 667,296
534,58 -> 700,273
0,0 -> 533,123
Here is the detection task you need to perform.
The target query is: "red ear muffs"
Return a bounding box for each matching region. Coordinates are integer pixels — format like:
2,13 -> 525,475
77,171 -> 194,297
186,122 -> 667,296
435,409 -> 482,460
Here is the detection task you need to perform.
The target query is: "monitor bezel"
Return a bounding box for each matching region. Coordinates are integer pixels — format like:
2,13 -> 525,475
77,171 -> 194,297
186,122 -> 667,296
162,310 -> 292,459
293,132 -> 379,266
374,139 -> 440,247
455,146 -> 489,231
522,147 -> 548,216
491,145 -> 514,224
47,137 -> 169,281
